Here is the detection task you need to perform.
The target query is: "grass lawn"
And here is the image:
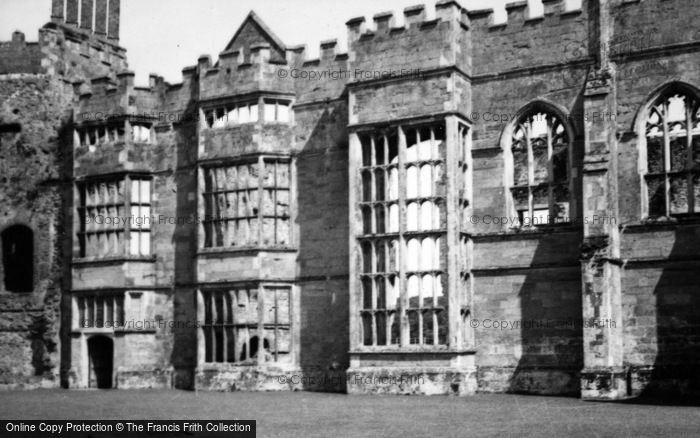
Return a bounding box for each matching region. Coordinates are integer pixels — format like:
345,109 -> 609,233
1,390 -> 699,437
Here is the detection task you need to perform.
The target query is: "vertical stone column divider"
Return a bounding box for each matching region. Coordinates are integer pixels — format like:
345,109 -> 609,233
196,290 -> 205,367
347,132 -> 361,354
580,67 -> 625,399
445,116 -> 461,349
397,126 -> 409,348
257,283 -> 266,365
580,1 -> 626,398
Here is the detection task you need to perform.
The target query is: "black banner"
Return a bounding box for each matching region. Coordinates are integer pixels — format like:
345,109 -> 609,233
1,420 -> 256,437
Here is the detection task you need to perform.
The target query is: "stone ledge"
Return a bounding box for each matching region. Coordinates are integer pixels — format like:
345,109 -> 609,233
346,367 -> 477,395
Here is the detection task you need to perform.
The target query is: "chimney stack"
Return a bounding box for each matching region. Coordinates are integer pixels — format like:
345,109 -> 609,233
108,0 -> 121,43
94,0 -> 108,36
80,0 -> 94,31
51,0 -> 64,23
49,0 -> 120,43
65,0 -> 79,25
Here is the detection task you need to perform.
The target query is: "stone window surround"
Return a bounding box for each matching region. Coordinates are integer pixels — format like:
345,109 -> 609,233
75,172 -> 153,260
501,101 -> 576,228
74,118 -> 155,150
201,95 -> 294,129
349,116 -> 474,353
200,154 -> 295,251
197,282 -> 296,367
71,290 -> 154,334
636,82 -> 700,219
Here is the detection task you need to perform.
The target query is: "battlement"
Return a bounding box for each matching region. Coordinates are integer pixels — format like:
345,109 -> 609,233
0,32 -> 43,74
75,70 -> 167,125
346,1 -> 468,43
287,40 -> 351,105
198,44 -> 295,102
466,0 -> 582,30
347,1 -> 470,80
468,0 -> 589,76
283,40 -> 349,67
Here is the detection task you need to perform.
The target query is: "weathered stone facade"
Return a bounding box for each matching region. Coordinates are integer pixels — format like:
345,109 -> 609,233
0,0 -> 698,400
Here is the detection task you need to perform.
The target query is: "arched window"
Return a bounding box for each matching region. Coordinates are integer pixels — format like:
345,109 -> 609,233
508,108 -> 572,226
642,87 -> 700,217
1,225 -> 34,292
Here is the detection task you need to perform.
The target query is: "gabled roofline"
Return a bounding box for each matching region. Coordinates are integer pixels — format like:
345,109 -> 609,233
223,10 -> 287,53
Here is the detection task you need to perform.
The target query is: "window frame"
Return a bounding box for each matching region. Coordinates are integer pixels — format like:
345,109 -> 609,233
639,84 -> 700,219
199,283 -> 294,365
201,155 -> 294,250
262,99 -> 292,123
73,292 -> 126,330
503,103 -> 575,227
356,122 -> 451,349
76,173 -> 153,260
202,96 -> 294,129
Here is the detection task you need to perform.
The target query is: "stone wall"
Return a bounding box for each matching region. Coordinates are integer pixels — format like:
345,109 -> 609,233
2,0 -> 700,399
0,75 -> 73,389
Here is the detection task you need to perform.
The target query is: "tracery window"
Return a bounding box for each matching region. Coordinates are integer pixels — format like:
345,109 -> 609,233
509,109 -> 572,226
644,89 -> 700,216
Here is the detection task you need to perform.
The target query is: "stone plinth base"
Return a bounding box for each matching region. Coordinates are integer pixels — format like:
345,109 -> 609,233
478,366 -> 580,395
581,367 -> 628,400
116,368 -> 172,389
346,367 -> 477,395
195,365 -> 306,392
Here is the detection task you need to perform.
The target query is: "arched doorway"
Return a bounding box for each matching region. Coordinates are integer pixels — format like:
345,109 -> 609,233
87,336 -> 113,389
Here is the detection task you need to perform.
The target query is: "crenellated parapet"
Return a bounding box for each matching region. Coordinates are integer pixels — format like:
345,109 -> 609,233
72,70 -> 173,177
346,1 -> 470,81
344,1 -> 472,126
286,39 -> 350,105
75,71 -> 166,123
198,43 -> 295,103
0,32 -> 43,74
468,0 -> 589,76
0,21 -> 126,78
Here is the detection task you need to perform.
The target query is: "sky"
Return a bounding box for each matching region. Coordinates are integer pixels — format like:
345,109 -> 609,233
0,0 -> 580,85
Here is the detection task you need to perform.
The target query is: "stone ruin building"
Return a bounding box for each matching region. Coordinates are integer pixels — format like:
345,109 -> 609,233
0,0 -> 699,400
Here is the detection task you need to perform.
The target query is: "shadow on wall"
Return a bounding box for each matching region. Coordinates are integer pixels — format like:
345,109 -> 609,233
507,233 -> 584,396
58,117 -> 75,388
635,226 -> 700,403
507,96 -> 586,396
296,102 -> 350,393
169,93 -> 200,390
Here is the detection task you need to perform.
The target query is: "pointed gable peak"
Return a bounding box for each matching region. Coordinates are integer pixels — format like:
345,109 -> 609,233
224,11 -> 287,62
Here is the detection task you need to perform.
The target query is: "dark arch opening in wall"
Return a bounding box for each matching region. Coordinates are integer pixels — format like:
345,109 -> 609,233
87,336 -> 114,389
248,336 -> 270,360
249,336 -> 259,359
1,225 -> 34,292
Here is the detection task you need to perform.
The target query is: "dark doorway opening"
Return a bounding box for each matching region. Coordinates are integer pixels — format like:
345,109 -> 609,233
88,336 -> 113,389
1,225 -> 34,292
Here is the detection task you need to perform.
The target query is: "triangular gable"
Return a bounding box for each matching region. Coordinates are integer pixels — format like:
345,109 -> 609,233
224,11 -> 287,61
